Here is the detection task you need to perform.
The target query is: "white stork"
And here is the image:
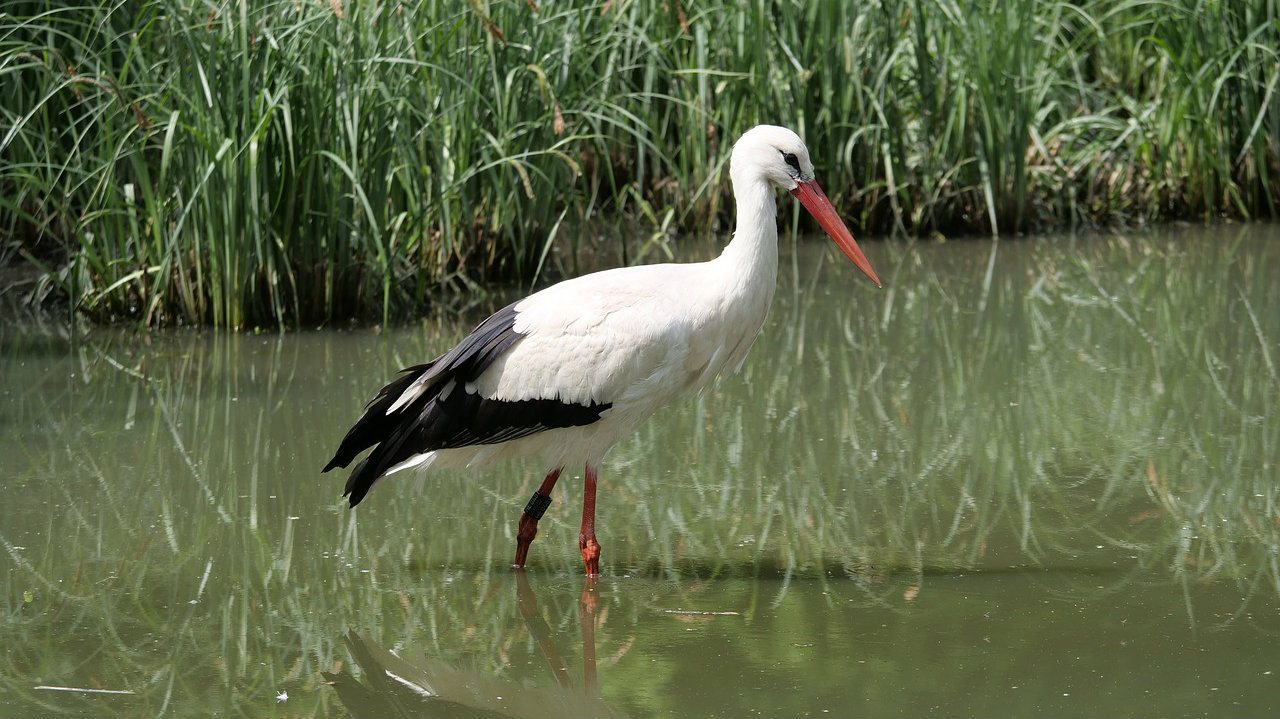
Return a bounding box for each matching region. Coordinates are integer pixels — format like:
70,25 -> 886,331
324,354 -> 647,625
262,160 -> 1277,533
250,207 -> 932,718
323,125 -> 881,576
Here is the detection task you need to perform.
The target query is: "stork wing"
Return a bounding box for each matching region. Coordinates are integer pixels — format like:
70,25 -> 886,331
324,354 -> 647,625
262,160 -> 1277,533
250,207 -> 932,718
323,302 -> 610,506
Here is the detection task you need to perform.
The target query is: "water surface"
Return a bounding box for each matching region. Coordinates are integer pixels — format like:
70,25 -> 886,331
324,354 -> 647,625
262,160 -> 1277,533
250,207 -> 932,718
2,226 -> 1278,717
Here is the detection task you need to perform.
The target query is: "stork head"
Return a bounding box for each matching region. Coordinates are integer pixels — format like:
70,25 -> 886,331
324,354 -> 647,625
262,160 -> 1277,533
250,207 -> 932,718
731,125 -> 882,287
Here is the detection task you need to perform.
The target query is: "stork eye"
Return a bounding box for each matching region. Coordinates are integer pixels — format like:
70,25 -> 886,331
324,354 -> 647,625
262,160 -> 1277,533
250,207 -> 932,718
781,151 -> 801,174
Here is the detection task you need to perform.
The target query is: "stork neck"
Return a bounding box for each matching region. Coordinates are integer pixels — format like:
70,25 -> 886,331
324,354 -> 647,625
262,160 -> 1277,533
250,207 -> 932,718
718,177 -> 778,278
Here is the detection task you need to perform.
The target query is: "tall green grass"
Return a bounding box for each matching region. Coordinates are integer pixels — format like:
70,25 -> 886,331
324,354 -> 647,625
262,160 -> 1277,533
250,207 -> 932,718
3,0 -> 1279,327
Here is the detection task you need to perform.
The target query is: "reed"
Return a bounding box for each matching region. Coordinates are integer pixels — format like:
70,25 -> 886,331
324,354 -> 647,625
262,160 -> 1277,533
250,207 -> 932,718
3,0 -> 1278,327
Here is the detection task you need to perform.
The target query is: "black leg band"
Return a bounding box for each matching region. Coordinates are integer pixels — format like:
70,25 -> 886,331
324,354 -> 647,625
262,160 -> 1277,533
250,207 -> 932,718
523,491 -> 553,520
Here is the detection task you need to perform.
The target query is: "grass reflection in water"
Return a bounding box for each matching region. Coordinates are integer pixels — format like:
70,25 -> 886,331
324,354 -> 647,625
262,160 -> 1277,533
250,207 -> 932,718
1,226 -> 1277,717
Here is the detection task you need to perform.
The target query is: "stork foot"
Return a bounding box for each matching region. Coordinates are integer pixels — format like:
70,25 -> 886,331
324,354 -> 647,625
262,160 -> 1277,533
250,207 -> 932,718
579,535 -> 601,577
513,511 -> 541,569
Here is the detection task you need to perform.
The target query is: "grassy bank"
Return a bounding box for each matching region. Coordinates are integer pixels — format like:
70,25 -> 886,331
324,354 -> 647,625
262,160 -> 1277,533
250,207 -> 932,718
3,0 -> 1279,327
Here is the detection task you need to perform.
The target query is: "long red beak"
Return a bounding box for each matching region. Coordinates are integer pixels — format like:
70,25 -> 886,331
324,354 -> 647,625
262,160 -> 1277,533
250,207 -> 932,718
790,180 -> 881,287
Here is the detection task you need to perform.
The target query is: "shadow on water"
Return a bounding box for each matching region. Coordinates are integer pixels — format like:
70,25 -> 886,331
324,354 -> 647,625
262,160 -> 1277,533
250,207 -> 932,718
1,225 -> 1279,716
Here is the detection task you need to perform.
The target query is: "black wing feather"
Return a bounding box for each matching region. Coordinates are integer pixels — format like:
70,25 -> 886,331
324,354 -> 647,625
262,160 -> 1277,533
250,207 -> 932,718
324,302 -> 611,507
320,361 -> 435,473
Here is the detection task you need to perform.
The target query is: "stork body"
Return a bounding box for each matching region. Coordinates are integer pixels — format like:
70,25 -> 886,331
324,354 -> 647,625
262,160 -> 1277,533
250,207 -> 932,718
324,125 -> 881,576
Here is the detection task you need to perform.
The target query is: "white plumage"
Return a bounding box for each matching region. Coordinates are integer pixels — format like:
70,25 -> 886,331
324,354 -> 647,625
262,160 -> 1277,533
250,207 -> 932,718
324,125 -> 881,575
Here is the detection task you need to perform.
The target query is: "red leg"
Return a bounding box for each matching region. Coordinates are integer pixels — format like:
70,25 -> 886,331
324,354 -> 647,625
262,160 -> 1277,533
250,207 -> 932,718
579,463 -> 601,577
513,467 -> 562,569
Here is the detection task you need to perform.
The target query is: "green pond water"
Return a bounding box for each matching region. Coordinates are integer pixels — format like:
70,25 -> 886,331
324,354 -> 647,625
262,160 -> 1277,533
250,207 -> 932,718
2,226 -> 1279,718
